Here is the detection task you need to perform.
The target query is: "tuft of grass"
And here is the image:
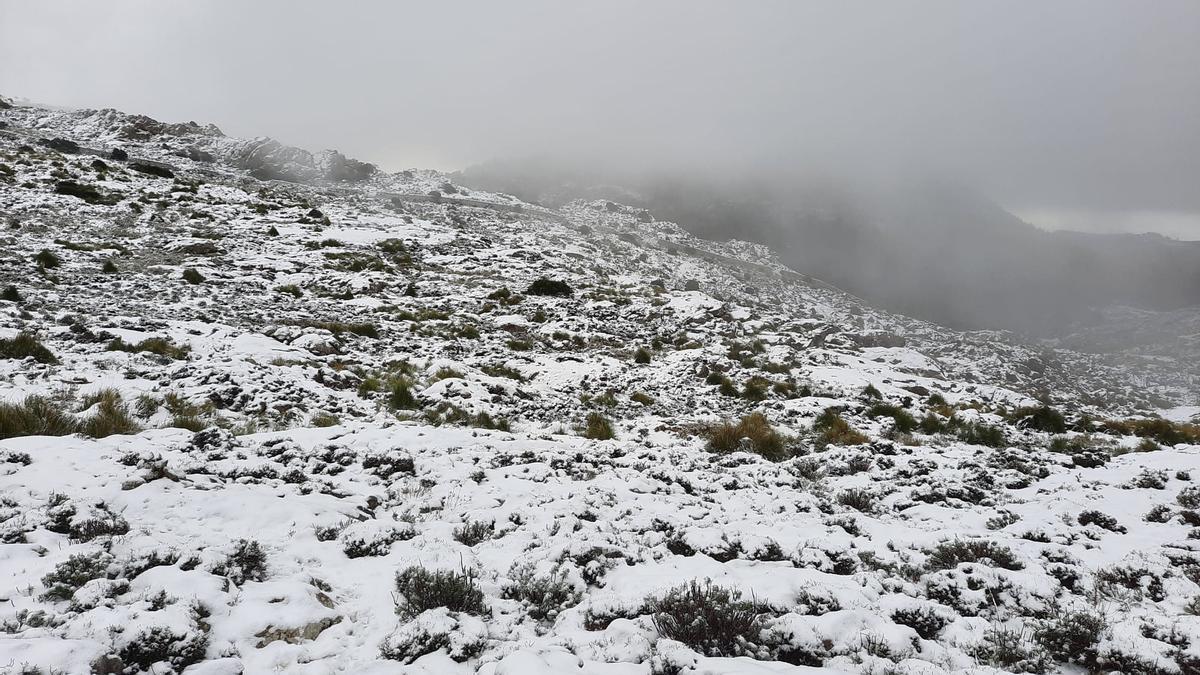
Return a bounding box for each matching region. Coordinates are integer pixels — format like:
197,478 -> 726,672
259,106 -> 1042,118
107,336 -> 190,360
101,259 -> 119,274
925,539 -> 1023,571
705,412 -> 789,461
311,411 -> 340,427
0,396 -> 79,439
866,403 -> 917,433
78,389 -> 141,438
582,412 -> 616,440
1,285 -> 20,302
813,408 -> 867,446
0,332 -> 57,364
633,347 -> 651,364
525,277 -> 573,297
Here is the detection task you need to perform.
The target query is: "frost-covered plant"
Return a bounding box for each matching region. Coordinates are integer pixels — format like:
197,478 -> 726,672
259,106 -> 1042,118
217,539 -> 267,585
501,563 -> 581,622
1177,486 -> 1200,509
1035,610 -> 1106,668
866,403 -> 918,433
925,539 -> 1024,571
342,523 -> 415,558
41,551 -> 113,600
813,408 -> 867,447
650,580 -> 767,657
78,389 -> 141,438
394,565 -> 487,620
1077,510 -> 1126,533
836,488 -> 877,513
118,624 -> 209,672
379,608 -> 487,664
453,520 -> 494,547
891,605 -> 950,639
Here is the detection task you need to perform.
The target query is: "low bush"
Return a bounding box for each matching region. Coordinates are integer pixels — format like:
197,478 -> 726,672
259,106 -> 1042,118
394,565 -> 487,620
216,539 -> 267,585
525,278 -> 573,297
182,267 -> 205,284
501,563 -> 581,622
107,336 -> 190,360
78,389 -> 141,438
453,520 -> 494,547
925,539 -> 1024,571
866,403 -> 917,433
650,580 -> 766,657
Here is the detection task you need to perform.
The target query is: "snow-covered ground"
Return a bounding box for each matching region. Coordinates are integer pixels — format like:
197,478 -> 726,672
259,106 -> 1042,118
1,99 -> 1198,674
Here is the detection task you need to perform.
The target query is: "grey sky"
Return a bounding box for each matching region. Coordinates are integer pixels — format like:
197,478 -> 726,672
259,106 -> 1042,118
2,1 -> 1198,235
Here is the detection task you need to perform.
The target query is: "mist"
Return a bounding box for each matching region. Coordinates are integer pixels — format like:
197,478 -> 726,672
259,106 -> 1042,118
2,1 -> 1199,235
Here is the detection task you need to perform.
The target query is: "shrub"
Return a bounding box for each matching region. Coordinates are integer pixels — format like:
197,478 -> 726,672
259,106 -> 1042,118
861,383 -> 882,399
836,488 -> 876,513
813,408 -> 867,446
633,347 -> 651,364
525,278 -> 573,297
501,563 -> 582,622
78,389 -> 141,438
276,284 -> 302,297
1102,417 -> 1200,446
925,539 -> 1023,571
1178,486 -> 1200,509
342,525 -> 414,558
1077,510 -> 1126,533
650,580 -> 766,657
891,605 -> 950,639
706,412 -> 788,461
217,539 -> 267,585
0,332 -> 57,363
379,609 -> 486,664
866,403 -> 917,433
41,552 -> 113,601
394,565 -> 487,620
311,411 -> 339,427
919,413 -> 946,434
742,377 -> 771,401
182,267 -> 205,284
630,391 -> 655,406
1,285 -> 19,302
0,396 -> 78,439
1035,611 -> 1106,668
101,259 -> 118,274
362,452 -> 415,478
453,520 -> 494,547
118,625 -> 208,673
583,412 -> 616,440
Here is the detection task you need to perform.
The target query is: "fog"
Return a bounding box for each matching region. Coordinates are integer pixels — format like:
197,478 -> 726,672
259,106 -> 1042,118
3,1 -> 1200,335
2,1 -> 1198,235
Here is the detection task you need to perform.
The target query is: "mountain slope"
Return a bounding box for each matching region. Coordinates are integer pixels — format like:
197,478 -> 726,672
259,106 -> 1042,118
1,99 -> 1199,675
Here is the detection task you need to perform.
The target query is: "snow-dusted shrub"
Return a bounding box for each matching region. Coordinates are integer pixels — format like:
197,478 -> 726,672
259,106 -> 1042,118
41,551 -> 113,601
705,412 -> 788,461
453,519 -> 494,547
0,332 -> 57,364
182,267 -> 205,284
957,421 -> 1005,447
890,604 -> 950,639
649,580 -> 768,657
792,586 -> 842,616
215,539 -> 267,585
835,488 -> 877,513
1145,503 -> 1174,523
1034,610 -> 1106,668
1077,510 -> 1126,533
0,396 -> 77,439
925,539 -> 1024,571
1009,405 -> 1067,434
341,522 -> 415,558
974,625 -> 1050,673
1130,468 -> 1169,490
379,608 -> 487,664
394,565 -> 487,620
1178,485 -> 1200,509
1093,564 -> 1165,602
360,451 -> 415,478
118,624 -> 209,672
501,563 -> 581,622
107,335 -> 191,360
68,502 -> 130,541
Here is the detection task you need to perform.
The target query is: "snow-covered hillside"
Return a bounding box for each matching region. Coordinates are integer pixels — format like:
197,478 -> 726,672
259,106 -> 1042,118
1,99 -> 1199,674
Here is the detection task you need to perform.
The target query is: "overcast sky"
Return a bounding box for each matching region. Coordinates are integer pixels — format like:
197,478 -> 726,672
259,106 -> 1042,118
2,1 -> 1198,236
